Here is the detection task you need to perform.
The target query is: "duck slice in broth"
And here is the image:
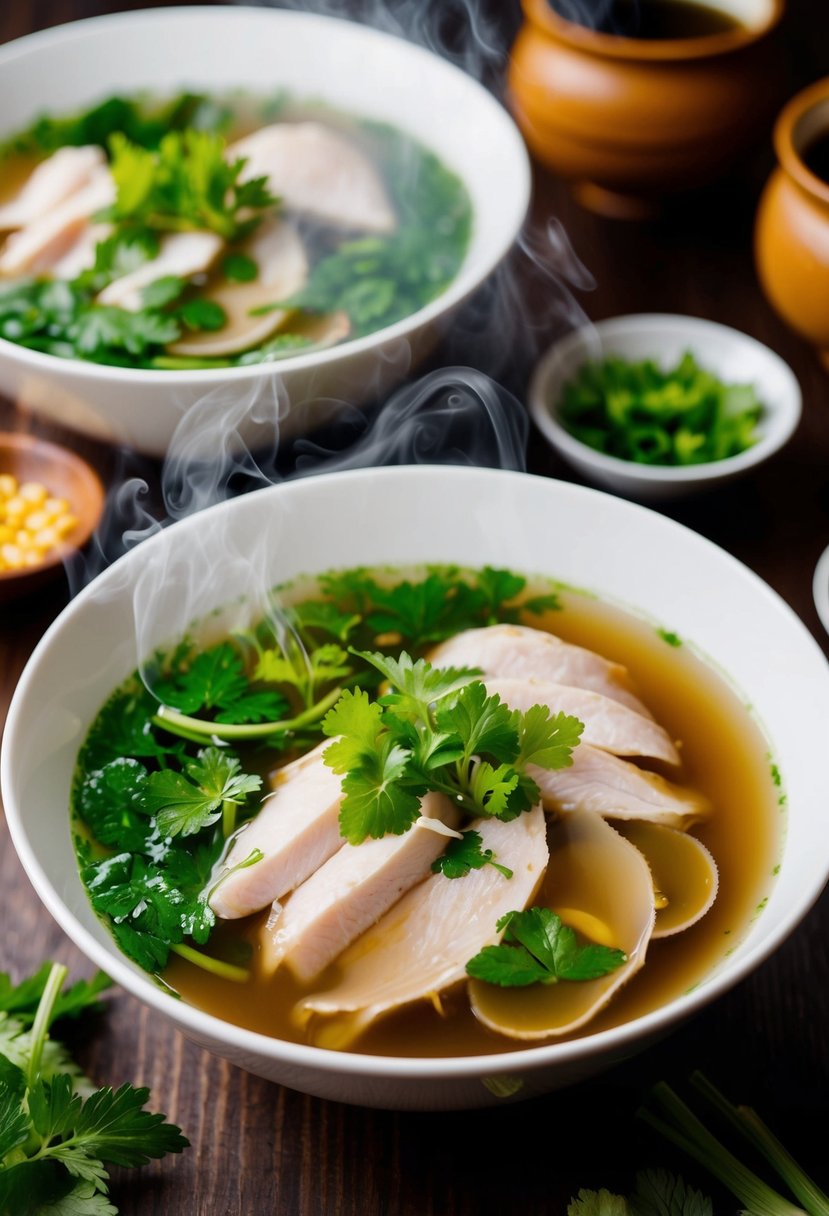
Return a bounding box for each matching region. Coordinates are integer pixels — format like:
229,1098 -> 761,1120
429,624 -> 652,717
98,230 -> 224,311
0,166 -> 114,276
0,145 -> 105,231
299,807 -> 548,1047
616,821 -> 719,938
166,217 -> 308,357
485,676 -> 680,766
210,740 -> 343,920
468,811 -> 655,1040
532,743 -> 709,829
229,121 -> 396,234
50,221 -> 111,280
259,791 -> 460,983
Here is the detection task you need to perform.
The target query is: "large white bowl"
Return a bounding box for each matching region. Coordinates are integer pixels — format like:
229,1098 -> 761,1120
0,8 -> 530,457
3,466 -> 829,1110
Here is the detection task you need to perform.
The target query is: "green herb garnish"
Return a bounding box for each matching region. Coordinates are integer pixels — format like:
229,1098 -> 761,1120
466,907 -> 626,988
431,829 -> 513,879
560,352 -> 764,466
322,654 -> 583,844
568,1170 -> 713,1216
0,963 -> 187,1215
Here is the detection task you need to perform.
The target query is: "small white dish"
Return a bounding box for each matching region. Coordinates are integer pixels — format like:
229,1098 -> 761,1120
528,314 -> 801,501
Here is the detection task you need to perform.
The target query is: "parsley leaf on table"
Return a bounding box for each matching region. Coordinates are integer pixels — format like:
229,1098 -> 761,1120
567,1190 -> 631,1216
466,908 -> 626,988
0,964 -> 187,1216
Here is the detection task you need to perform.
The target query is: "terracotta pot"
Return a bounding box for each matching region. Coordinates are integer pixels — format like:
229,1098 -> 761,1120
755,79 -> 829,366
508,0 -> 784,217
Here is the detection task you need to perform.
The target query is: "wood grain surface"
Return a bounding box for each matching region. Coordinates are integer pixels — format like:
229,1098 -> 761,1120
1,2 -> 828,1213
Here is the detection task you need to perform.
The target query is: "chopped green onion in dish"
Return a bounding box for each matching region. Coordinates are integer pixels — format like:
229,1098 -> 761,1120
559,351 -> 764,466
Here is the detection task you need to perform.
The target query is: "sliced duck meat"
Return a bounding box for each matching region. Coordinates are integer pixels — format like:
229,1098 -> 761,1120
485,676 -> 680,766
300,806 -> 548,1045
98,230 -> 223,311
166,217 -> 307,357
259,792 -> 460,983
50,221 -> 110,280
229,121 -> 396,234
0,166 -> 114,276
531,742 -> 710,829
209,741 -> 343,920
428,624 -> 653,717
0,146 -> 106,231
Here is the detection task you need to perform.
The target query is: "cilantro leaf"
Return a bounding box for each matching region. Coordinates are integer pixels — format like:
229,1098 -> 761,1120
431,830 -> 513,880
435,683 -> 519,764
322,688 -> 385,775
222,253 -> 258,282
154,641 -> 287,723
515,705 -> 584,771
466,908 -> 626,988
105,129 -> 278,240
0,967 -> 111,1029
76,758 -> 153,852
50,1082 -> 189,1168
338,738 -> 422,843
143,747 -> 261,838
290,600 -> 362,643
467,761 -> 521,820
79,685 -> 175,770
354,649 -> 479,720
0,1086 -> 30,1160
568,1191 -> 631,1216
630,1170 -> 713,1216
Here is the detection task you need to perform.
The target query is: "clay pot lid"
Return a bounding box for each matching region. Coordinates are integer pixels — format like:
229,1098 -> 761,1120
0,432 -> 105,602
774,77 -> 829,208
520,0 -> 784,63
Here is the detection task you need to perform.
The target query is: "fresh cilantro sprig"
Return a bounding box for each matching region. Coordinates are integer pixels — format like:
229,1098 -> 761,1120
103,129 -> 277,241
466,908 -> 626,988
142,746 -> 262,839
430,830 -> 513,880
321,651 -> 583,844
568,1170 -> 714,1216
0,963 -> 187,1215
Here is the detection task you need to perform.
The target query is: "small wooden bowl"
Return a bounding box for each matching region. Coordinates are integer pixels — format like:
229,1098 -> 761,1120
0,433 -> 105,602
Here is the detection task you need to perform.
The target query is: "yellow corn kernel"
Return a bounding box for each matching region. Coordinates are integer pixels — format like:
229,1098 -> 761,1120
23,510 -> 49,533
0,524 -> 14,544
54,514 -> 77,538
0,474 -> 17,500
23,550 -> 44,567
19,481 -> 48,506
43,496 -> 69,519
1,543 -> 24,568
3,496 -> 26,521
15,530 -> 33,549
32,527 -> 60,550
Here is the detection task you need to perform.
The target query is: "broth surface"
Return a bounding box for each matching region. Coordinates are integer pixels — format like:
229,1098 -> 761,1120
162,587 -> 780,1057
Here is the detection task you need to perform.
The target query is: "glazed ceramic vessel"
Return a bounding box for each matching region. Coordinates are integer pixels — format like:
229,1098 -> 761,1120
755,78 -> 829,366
508,0 -> 784,217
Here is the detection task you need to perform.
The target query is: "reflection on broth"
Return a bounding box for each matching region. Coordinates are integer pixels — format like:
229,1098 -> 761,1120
73,569 -> 780,1058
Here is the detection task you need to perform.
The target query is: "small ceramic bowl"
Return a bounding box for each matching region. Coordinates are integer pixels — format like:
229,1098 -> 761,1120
0,433 -> 105,601
528,314 -> 801,501
756,77 -> 829,367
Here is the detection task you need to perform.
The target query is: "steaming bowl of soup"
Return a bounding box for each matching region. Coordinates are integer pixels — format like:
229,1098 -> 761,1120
0,7 -> 530,457
3,466 -> 829,1109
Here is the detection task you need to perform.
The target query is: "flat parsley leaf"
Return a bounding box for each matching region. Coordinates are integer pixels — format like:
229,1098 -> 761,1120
431,830 -> 513,880
154,641 -> 287,724
76,758 -> 153,852
0,968 -> 111,1029
515,705 -> 584,771
435,683 -> 518,764
338,738 -> 423,843
631,1170 -> 713,1216
568,1191 -> 631,1216
466,908 -> 626,988
355,649 -> 479,720
143,747 -> 262,838
322,688 -> 384,776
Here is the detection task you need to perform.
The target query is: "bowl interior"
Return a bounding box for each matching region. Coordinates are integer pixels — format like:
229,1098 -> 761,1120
2,466 -> 827,1098
0,6 -> 529,372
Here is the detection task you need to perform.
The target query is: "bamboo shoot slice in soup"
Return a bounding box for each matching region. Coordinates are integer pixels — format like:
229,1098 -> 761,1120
468,812 -> 655,1041
617,821 -> 719,938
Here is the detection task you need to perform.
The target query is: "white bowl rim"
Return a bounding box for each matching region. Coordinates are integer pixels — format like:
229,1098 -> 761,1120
3,464 -> 829,1083
528,313 -> 802,484
0,5 -> 531,388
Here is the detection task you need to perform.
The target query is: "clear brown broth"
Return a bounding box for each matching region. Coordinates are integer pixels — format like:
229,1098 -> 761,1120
164,590 -> 780,1057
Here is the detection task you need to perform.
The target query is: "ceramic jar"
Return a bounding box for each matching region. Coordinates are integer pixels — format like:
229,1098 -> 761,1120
508,0 -> 784,217
755,79 -> 829,366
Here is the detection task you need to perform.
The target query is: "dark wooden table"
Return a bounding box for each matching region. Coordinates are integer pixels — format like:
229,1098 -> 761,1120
2,2 -> 829,1212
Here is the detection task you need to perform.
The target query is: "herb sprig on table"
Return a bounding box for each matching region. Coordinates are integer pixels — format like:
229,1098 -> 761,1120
0,962 -> 187,1216
74,566 -> 564,977
560,352 -> 764,466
